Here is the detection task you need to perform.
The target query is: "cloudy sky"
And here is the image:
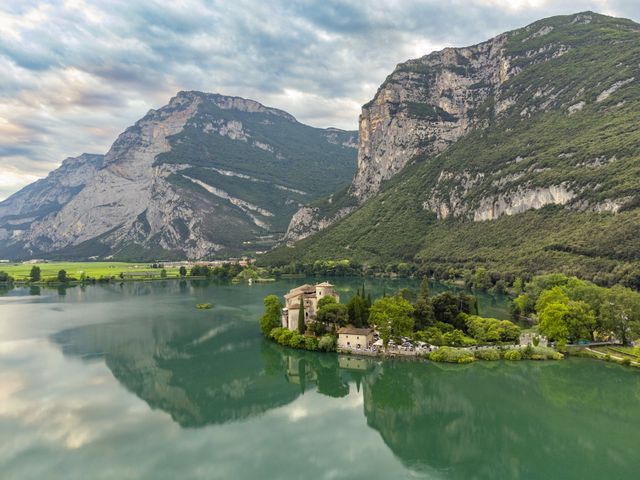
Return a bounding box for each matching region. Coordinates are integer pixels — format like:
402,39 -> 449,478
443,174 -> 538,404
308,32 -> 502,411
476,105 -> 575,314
1,0 -> 639,200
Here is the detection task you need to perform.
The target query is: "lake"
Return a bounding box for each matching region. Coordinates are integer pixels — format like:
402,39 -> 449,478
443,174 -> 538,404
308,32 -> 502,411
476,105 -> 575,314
0,278 -> 638,479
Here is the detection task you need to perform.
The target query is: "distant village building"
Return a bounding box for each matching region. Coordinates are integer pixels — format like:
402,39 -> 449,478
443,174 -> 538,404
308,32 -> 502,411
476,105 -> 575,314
337,327 -> 374,350
281,282 -> 339,331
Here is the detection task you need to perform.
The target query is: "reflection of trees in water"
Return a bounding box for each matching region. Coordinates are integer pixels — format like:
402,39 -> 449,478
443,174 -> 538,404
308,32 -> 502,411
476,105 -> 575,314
280,349 -> 351,398
362,360 -> 640,479
51,315 -> 301,428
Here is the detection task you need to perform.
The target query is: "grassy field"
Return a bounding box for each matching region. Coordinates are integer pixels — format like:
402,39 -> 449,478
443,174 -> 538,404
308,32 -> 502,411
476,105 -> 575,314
591,345 -> 640,361
0,262 -> 183,281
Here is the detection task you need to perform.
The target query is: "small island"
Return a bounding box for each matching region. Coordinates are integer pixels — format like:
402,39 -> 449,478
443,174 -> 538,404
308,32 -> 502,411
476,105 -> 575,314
260,275 -> 640,366
260,279 -> 560,363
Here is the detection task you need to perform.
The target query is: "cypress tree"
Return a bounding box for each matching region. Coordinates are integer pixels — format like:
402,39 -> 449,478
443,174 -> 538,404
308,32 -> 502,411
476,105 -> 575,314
353,298 -> 363,327
298,295 -> 305,333
419,277 -> 429,300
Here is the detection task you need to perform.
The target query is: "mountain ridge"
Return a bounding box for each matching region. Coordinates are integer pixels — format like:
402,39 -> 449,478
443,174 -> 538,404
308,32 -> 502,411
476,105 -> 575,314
263,11 -> 640,287
282,11 -> 640,243
0,91 -> 357,260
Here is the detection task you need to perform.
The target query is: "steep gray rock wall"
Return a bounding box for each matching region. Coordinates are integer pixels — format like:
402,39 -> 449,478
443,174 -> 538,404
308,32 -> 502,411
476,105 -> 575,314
0,153 -> 104,221
351,35 -> 511,202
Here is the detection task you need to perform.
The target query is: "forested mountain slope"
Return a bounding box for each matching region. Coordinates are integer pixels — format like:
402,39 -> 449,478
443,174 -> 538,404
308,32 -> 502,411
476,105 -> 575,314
264,12 -> 640,287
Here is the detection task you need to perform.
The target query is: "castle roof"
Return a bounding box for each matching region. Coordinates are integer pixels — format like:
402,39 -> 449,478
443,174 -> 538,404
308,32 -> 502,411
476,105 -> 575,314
284,284 -> 316,299
338,326 -> 374,336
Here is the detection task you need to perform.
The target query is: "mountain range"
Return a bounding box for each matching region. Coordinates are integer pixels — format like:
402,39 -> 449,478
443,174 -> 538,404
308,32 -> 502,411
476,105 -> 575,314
2,11 -> 639,286
0,92 -> 357,260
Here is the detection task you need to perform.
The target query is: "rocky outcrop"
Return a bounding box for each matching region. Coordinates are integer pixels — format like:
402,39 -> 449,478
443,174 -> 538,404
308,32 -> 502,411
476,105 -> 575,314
351,35 -> 512,202
24,93 -> 202,253
284,205 -> 356,243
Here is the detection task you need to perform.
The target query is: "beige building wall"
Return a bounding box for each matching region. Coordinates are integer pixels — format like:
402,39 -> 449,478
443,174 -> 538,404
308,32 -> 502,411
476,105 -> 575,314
287,308 -> 299,331
315,285 -> 339,303
338,333 -> 372,349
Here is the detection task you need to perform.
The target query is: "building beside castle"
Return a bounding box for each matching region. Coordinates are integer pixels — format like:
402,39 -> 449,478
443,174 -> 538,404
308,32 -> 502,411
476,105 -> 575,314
281,282 -> 339,331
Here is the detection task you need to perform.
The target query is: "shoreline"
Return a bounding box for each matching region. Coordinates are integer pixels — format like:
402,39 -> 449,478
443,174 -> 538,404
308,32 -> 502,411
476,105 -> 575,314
273,337 -> 640,369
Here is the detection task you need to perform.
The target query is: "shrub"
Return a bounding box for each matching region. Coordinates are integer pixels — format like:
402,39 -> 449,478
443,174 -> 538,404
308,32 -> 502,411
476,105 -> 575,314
304,336 -> 319,351
504,349 -> 523,361
525,345 -> 562,360
428,346 -> 475,364
269,328 -> 327,352
457,356 -> 475,364
621,358 -> 632,366
288,333 -> 306,349
474,348 -> 501,361
318,334 -> 337,352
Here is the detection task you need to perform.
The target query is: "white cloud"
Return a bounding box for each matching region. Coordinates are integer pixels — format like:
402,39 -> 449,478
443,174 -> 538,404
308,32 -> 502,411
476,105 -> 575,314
0,0 -> 639,200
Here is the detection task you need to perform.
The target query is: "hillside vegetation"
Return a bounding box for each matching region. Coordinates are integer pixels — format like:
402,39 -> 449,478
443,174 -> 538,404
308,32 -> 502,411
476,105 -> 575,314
262,13 -> 640,289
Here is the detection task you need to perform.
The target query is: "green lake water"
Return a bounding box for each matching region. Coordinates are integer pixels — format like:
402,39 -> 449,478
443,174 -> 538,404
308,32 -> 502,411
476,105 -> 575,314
0,278 -> 638,479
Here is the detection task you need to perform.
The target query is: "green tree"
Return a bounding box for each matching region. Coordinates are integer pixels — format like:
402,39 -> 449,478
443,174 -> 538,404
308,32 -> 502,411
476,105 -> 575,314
29,266 -> 41,282
601,285 -> 640,345
298,295 -> 306,334
536,286 -> 597,342
317,303 -> 348,330
260,295 -> 282,336
179,266 -> 187,277
463,314 -> 521,343
57,269 -> 67,283
347,295 -> 369,327
160,268 -> 167,278
513,277 -> 524,295
472,267 -> 492,290
369,296 -> 414,349
0,271 -> 13,283
317,295 -> 337,310
431,292 -> 475,330
538,302 -> 571,347
418,277 -> 429,298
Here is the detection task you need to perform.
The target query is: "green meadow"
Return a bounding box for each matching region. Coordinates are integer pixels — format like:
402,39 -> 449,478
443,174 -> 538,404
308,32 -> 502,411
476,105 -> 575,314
0,262 -> 182,281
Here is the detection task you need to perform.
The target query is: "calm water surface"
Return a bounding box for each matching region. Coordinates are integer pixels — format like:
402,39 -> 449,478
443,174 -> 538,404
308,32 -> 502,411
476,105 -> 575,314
0,278 -> 638,479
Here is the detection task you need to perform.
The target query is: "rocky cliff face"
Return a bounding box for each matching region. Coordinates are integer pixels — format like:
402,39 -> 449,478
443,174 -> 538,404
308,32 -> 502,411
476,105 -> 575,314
284,11 -> 639,242
351,34 -> 511,202
0,92 -> 356,260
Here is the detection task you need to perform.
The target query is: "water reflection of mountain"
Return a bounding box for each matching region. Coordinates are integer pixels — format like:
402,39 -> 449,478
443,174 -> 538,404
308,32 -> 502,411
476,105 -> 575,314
361,360 -> 640,479
51,313 -> 360,428
52,315 -> 303,427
